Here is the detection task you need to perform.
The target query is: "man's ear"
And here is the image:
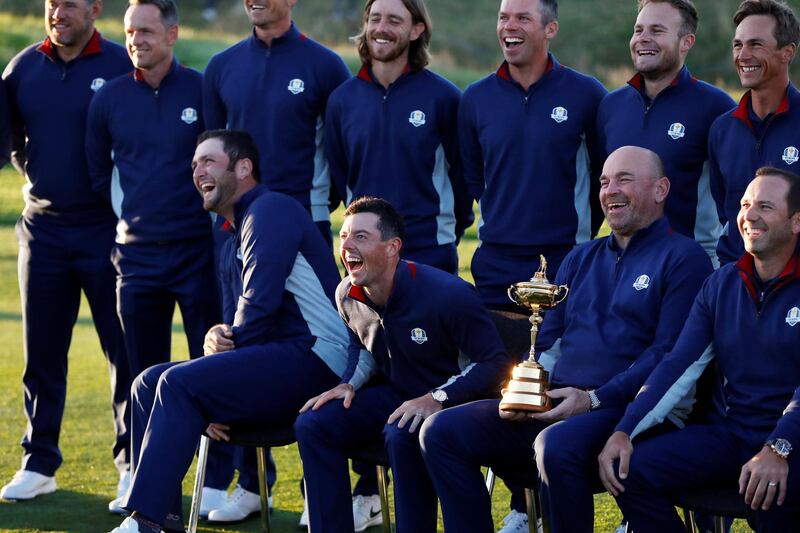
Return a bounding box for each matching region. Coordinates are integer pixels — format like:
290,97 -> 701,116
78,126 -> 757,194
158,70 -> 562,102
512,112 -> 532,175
386,237 -> 402,258
235,158 -> 253,180
655,176 -> 670,204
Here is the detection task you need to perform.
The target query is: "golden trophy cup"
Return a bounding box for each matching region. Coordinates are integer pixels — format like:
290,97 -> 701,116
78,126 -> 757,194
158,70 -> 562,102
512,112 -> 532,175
499,256 -> 569,412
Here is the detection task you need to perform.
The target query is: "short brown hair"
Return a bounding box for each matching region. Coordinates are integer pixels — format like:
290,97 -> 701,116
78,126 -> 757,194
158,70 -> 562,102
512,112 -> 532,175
755,166 -> 800,215
734,0 -> 800,48
355,0 -> 432,71
637,0 -> 699,36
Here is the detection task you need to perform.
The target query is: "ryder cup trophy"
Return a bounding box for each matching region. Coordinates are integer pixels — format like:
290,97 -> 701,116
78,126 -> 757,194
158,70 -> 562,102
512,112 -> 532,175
499,256 -> 569,412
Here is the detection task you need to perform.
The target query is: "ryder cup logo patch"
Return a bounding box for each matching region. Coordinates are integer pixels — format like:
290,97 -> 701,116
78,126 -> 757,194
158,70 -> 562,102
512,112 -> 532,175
633,274 -> 651,291
90,78 -> 106,92
782,146 -> 799,165
181,108 -> 198,125
410,328 -> 428,344
287,78 -> 305,95
786,307 -> 800,326
550,106 -> 568,123
667,122 -> 686,140
408,110 -> 426,127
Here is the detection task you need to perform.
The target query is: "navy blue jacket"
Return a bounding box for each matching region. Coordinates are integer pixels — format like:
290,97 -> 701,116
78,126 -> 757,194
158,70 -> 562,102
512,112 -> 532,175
203,24 -> 351,222
597,67 -> 735,263
2,32 -> 131,223
0,78 -> 9,168
218,185 -> 349,374
86,61 -> 210,244
326,65 -> 473,251
459,54 -> 607,248
617,250 -> 800,448
536,217 -> 712,415
337,261 -> 510,406
710,84 -> 800,264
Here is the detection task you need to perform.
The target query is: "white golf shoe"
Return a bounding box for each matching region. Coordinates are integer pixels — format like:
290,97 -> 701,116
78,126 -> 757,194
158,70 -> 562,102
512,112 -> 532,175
0,470 -> 57,501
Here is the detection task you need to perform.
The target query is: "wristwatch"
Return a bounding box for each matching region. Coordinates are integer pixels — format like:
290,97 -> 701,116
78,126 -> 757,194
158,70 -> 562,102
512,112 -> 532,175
587,390 -> 601,411
765,438 -> 792,460
431,389 -> 448,406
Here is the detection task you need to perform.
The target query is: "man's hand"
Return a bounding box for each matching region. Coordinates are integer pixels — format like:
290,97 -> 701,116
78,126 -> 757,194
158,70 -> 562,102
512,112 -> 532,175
530,387 -> 592,422
387,393 -> 443,433
204,324 -> 234,355
598,431 -> 634,496
206,423 -> 231,442
739,446 -> 789,510
299,383 -> 355,413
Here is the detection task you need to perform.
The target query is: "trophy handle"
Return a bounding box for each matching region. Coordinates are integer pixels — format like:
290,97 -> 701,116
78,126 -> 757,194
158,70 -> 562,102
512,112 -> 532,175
553,285 -> 569,305
507,285 -> 518,304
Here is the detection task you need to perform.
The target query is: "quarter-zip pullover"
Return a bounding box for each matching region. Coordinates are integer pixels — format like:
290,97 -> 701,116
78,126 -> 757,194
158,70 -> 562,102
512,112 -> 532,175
326,65 -> 473,250
459,54 -> 607,248
597,67 -> 735,262
616,250 -> 800,448
710,84 -> 800,264
537,217 -> 712,412
337,261 -> 510,406
86,60 -> 210,244
203,24 -> 351,222
2,31 -> 131,223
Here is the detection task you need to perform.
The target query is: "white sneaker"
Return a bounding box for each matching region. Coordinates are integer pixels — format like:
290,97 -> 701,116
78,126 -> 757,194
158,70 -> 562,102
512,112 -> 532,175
108,471 -> 132,515
207,486 -> 261,523
352,494 -> 382,532
497,510 -> 528,533
200,487 -> 229,519
298,496 -> 309,528
0,470 -> 57,501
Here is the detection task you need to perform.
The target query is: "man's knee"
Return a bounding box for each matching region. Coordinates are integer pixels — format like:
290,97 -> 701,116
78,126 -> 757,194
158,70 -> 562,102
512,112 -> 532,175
534,423 -> 572,476
295,406 -> 335,445
383,422 -> 420,454
131,363 -> 171,400
419,410 -> 455,456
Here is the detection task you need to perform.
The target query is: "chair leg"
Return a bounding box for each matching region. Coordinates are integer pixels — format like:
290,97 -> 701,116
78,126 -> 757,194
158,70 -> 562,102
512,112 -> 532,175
256,446 -> 271,533
713,515 -> 725,533
485,467 -> 496,494
187,435 -> 210,533
681,508 -> 696,533
376,465 -> 392,533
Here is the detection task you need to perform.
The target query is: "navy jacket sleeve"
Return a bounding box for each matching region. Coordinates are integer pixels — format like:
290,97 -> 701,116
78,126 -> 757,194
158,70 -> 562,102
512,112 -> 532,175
458,90 -> 485,201
232,195 -> 305,346
3,64 -> 26,175
594,247 -> 713,408
439,85 -> 474,240
85,85 -> 115,199
202,57 -> 227,131
435,282 -> 512,405
218,236 -> 237,325
771,387 -> 800,446
708,118 -> 727,227
324,93 -> 348,206
615,280 -> 717,438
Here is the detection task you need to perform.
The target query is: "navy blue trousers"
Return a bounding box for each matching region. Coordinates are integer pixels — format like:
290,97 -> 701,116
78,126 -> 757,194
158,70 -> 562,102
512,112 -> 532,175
421,399 -> 627,533
16,216 -> 130,476
112,237 -> 220,378
123,337 -> 338,525
616,423 -> 800,532
295,383 -> 437,533
471,244 -> 571,309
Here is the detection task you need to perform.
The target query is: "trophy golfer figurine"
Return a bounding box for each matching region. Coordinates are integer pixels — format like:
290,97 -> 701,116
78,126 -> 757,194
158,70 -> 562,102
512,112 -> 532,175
500,256 -> 569,412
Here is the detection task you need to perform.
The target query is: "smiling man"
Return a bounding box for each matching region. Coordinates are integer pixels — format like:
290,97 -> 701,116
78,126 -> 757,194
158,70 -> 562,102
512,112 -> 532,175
294,196 -> 510,533
710,0 -> 800,265
85,1 -> 221,514
420,146 -> 712,533
1,0 -> 131,504
599,167 -> 800,532
597,0 -> 735,267
108,129 -> 350,533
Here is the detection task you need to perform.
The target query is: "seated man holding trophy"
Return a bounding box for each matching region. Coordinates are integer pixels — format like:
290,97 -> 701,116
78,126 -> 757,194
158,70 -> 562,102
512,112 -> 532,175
109,130 -> 350,533
419,145 -> 713,533
598,167 -> 800,531
294,197 -> 511,533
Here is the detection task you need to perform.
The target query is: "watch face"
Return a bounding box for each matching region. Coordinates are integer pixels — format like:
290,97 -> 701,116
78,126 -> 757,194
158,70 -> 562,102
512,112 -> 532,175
433,390 -> 447,403
774,439 -> 792,456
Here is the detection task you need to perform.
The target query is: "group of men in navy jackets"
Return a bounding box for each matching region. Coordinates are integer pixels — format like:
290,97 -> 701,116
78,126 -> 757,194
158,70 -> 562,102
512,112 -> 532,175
0,0 -> 799,532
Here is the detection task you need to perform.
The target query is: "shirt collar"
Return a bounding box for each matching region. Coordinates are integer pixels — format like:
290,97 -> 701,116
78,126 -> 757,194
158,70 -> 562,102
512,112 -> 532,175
347,260 -> 417,307
735,246 -> 800,303
732,83 -> 797,129
357,63 -> 413,84
606,217 -> 673,253
627,64 -> 692,94
232,184 -> 269,230
495,52 -> 557,84
37,29 -> 103,62
249,21 -> 304,51
133,57 -> 179,85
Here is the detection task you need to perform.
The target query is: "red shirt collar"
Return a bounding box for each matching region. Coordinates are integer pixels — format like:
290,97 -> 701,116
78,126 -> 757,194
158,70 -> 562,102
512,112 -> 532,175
626,69 -> 685,92
37,30 -> 102,62
496,55 -> 554,82
732,87 -> 792,129
357,63 -> 412,83
736,250 -> 800,303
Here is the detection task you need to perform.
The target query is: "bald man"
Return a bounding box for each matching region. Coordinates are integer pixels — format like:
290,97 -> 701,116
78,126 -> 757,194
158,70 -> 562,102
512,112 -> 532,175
420,146 -> 713,533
